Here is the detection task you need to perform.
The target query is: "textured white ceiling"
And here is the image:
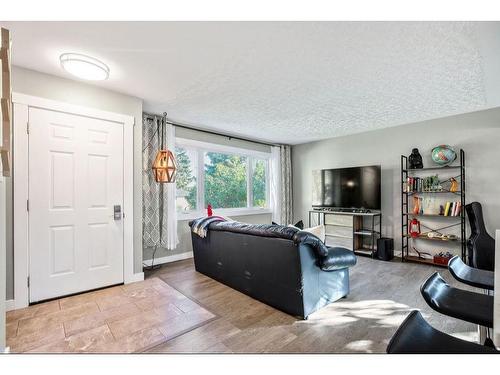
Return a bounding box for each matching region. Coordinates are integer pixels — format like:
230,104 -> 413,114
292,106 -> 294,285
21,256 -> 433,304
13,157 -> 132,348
2,21 -> 500,144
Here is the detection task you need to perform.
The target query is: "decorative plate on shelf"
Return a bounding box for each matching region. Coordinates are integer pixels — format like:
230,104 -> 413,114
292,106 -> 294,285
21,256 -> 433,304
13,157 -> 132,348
431,145 -> 457,166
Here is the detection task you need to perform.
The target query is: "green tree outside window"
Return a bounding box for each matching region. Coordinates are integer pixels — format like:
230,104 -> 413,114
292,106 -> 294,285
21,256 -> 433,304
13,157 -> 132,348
252,159 -> 267,208
175,146 -> 267,211
204,152 -> 247,209
175,146 -> 197,211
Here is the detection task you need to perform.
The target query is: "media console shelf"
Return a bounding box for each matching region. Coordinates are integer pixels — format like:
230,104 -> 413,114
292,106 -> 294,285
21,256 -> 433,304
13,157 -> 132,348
309,210 -> 382,258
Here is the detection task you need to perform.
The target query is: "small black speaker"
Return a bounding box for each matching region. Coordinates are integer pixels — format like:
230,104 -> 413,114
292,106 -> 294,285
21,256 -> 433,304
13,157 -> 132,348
376,237 -> 394,261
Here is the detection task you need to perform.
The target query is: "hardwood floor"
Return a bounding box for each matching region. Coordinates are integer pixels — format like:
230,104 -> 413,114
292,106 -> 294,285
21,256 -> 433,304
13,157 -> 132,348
5,255 -> 478,353
145,256 -> 478,353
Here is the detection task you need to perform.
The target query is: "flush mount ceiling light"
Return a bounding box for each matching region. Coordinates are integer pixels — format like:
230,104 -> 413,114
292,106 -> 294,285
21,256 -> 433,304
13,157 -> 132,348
59,53 -> 110,81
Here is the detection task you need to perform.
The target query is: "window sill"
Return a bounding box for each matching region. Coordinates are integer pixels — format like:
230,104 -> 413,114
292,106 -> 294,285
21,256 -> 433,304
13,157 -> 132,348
176,208 -> 273,221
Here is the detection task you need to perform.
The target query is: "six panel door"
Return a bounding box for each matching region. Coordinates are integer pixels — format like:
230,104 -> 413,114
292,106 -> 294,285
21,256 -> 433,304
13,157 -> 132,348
28,107 -> 124,302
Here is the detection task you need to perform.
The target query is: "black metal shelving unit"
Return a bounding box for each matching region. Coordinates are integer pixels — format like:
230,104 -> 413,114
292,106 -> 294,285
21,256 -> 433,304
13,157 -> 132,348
401,149 -> 466,267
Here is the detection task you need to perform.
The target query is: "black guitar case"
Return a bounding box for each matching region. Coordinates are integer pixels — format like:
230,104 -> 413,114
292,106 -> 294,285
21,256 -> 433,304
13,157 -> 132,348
466,202 -> 495,271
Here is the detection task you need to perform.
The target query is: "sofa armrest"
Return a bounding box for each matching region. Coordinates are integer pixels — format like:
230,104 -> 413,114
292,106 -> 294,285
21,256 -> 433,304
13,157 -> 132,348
293,231 -> 329,257
321,247 -> 357,271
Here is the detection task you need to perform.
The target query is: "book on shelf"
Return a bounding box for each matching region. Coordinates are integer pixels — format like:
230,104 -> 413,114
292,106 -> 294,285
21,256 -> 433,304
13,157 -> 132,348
411,200 -> 462,216
443,201 -> 461,216
404,175 -> 443,193
444,202 -> 451,216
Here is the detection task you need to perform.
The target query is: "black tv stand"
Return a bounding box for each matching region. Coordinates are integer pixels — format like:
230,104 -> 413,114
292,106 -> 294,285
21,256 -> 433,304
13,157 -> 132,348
309,209 -> 382,258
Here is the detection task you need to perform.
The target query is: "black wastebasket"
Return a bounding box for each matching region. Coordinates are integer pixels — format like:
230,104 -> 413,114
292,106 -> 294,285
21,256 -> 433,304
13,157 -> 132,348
376,237 -> 394,261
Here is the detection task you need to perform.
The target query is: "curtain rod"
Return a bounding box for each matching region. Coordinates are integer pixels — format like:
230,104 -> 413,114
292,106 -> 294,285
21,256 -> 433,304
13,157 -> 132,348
143,112 -> 280,148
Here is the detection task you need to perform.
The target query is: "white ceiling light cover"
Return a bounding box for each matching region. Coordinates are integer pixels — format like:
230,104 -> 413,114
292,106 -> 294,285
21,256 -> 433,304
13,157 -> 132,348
60,53 -> 110,81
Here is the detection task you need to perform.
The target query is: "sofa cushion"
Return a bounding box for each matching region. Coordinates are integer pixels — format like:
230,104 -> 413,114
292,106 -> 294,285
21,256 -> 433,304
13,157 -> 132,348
293,220 -> 304,229
321,247 -> 357,271
303,225 -> 326,243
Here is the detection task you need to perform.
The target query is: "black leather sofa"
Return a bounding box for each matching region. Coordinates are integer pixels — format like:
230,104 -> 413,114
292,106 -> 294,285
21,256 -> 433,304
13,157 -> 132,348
189,219 -> 357,319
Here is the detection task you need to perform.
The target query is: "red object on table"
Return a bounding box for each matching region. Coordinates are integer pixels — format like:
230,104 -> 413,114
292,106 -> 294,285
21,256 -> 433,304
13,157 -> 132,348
207,204 -> 213,217
433,254 -> 453,265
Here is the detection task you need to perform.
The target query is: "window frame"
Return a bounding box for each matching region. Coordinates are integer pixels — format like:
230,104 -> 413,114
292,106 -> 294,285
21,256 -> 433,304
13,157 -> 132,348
175,137 -> 272,220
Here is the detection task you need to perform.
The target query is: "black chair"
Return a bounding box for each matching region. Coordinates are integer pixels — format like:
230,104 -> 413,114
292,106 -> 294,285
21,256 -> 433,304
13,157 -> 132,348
420,272 -> 493,328
387,310 -> 497,354
466,202 -> 495,271
448,255 -> 494,290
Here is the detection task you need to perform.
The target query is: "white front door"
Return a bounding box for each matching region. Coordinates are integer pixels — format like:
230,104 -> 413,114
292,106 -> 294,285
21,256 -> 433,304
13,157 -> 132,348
28,107 -> 124,303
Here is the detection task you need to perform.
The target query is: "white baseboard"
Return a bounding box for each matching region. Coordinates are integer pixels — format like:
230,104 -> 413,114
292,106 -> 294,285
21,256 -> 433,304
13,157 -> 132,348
5,300 -> 16,312
143,251 -> 194,267
124,272 -> 145,284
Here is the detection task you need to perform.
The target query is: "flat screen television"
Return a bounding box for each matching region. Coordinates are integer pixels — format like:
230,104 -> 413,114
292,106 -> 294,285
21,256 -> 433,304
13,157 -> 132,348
312,165 -> 381,210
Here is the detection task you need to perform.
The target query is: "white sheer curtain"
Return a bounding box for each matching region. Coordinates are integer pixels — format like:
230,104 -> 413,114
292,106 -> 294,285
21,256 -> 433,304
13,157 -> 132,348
280,145 -> 293,224
270,145 -> 293,225
164,123 -> 179,249
269,146 -> 282,224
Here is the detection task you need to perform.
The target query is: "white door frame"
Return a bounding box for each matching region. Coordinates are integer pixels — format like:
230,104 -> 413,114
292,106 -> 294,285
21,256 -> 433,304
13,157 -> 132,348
12,93 -> 138,309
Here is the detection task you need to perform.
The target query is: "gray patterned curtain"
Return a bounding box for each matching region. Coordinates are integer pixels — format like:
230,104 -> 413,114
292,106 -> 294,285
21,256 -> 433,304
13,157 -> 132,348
280,145 -> 293,224
142,113 -> 178,249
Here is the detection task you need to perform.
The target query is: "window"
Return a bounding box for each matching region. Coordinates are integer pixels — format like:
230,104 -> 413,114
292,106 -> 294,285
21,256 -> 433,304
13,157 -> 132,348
175,146 -> 198,212
175,139 -> 270,217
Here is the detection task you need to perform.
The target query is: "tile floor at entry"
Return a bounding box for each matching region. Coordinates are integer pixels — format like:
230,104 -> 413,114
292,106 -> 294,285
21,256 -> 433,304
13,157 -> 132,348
6,277 -> 216,353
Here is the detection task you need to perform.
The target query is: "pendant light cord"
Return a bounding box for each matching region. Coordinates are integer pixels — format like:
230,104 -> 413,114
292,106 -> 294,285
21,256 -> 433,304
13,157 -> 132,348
160,116 -> 165,149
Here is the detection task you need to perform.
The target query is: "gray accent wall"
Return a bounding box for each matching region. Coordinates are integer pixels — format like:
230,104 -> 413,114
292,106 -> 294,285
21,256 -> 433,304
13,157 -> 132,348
6,66 -> 143,300
292,107 -> 500,255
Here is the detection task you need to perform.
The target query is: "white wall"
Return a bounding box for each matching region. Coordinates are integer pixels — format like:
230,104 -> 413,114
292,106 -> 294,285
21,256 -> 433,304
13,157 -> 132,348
7,67 -> 272,293
143,126 -> 272,262
6,66 -> 143,300
292,107 -> 500,256
0,176 -> 6,351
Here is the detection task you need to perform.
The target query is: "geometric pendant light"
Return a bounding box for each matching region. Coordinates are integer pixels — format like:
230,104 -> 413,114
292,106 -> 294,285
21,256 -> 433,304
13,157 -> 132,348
151,112 -> 178,183
152,149 -> 178,183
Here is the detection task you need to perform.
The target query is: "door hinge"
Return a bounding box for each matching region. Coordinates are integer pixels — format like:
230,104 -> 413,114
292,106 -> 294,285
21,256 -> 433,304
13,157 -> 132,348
27,200 -> 29,212
27,277 -> 30,287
